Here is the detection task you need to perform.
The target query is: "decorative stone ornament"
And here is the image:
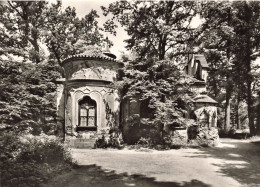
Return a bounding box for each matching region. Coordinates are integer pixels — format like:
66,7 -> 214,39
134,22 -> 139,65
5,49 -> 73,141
56,48 -> 120,146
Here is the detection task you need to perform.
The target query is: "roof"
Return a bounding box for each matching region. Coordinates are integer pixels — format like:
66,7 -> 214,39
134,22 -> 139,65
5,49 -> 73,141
177,74 -> 206,86
194,55 -> 209,68
62,50 -> 117,65
189,76 -> 206,85
194,94 -> 218,104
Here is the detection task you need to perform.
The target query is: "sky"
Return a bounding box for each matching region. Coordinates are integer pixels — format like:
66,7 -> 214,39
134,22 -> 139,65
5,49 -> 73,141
62,0 -> 203,59
62,0 -> 128,58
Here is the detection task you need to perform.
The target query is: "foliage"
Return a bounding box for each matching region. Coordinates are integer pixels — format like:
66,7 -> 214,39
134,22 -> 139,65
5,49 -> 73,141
0,1 -> 110,64
94,127 -> 124,149
122,114 -> 161,145
104,1 -> 199,144
102,1 -> 198,61
0,59 -> 61,134
42,3 -> 110,64
0,131 -> 75,187
199,1 -> 260,135
117,58 -> 196,144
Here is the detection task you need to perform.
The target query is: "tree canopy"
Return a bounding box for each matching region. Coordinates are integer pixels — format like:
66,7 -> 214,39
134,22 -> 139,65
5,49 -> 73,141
199,1 -> 260,135
0,1 -> 108,134
102,1 -> 198,61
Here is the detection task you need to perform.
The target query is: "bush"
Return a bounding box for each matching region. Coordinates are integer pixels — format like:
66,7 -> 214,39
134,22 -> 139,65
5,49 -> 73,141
122,115 -> 163,145
0,131 -> 75,187
95,127 -> 124,149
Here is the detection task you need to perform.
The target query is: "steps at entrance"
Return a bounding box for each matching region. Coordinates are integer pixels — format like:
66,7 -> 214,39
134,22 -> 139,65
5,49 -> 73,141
66,138 -> 96,149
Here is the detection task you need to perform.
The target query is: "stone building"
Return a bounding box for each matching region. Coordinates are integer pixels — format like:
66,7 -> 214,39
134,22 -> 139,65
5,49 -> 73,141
56,49 -> 121,147
56,47 -> 218,147
185,50 -> 218,128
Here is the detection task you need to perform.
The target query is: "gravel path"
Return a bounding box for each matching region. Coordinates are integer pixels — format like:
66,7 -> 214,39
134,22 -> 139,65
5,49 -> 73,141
46,138 -> 260,187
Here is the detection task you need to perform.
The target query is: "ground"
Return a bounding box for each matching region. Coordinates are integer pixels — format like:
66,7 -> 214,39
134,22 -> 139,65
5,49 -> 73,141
45,138 -> 260,187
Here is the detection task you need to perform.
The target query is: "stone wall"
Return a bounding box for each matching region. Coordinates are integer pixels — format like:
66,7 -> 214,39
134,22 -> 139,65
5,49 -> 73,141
57,58 -> 120,143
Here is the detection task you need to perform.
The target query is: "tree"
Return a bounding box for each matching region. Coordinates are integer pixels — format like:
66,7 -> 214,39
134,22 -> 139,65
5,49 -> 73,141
43,3 -> 109,64
0,1 -> 110,134
199,1 -> 235,132
0,1 -> 48,63
0,1 -> 110,64
0,57 -> 61,134
199,1 -> 260,135
102,1 -> 197,61
104,1 -> 198,143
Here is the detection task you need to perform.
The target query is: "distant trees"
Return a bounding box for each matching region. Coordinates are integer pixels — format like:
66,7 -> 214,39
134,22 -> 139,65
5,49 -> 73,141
199,1 -> 260,135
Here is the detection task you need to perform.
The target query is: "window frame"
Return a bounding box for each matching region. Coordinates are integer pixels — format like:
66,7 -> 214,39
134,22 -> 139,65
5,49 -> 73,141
77,97 -> 97,131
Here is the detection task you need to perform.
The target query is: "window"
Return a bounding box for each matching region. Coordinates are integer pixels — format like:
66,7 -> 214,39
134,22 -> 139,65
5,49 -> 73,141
78,97 -> 96,130
140,99 -> 154,118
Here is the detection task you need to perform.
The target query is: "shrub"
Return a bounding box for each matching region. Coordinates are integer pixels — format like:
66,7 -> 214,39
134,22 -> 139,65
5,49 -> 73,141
95,127 -> 124,149
0,132 -> 75,187
122,115 -> 163,145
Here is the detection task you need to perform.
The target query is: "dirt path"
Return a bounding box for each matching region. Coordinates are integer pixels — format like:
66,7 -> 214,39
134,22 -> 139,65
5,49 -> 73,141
45,139 -> 260,187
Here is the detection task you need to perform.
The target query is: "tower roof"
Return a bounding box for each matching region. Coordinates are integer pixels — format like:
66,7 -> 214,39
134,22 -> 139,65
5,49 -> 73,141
61,49 -> 117,65
194,94 -> 218,104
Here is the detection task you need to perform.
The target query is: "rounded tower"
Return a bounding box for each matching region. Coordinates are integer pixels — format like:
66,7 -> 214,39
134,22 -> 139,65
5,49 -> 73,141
56,47 -> 120,146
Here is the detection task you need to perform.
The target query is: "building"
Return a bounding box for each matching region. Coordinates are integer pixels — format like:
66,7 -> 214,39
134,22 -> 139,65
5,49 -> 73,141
56,48 -> 121,147
185,49 -> 218,128
56,47 -> 218,148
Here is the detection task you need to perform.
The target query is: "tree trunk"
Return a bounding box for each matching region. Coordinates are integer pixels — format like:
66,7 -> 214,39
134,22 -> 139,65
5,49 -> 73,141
247,90 -> 255,136
245,32 -> 255,136
30,29 -> 41,64
224,92 -> 231,132
224,9 -> 232,133
236,92 -> 240,129
256,92 -> 260,135
224,73 -> 231,132
246,59 -> 255,136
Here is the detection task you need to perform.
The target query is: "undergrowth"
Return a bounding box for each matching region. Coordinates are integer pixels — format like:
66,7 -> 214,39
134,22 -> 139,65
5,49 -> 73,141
0,131 -> 76,187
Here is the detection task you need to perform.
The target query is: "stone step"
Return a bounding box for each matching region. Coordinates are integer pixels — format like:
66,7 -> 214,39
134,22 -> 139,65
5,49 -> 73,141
66,138 -> 96,149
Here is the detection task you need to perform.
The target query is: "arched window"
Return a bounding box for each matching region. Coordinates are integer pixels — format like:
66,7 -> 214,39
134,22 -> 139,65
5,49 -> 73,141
78,96 -> 96,129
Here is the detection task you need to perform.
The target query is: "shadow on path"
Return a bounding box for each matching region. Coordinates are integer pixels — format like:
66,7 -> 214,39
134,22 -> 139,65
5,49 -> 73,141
45,164 -> 211,187
185,139 -> 260,186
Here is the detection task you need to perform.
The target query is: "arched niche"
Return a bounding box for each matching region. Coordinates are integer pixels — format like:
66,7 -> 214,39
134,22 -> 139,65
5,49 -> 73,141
73,90 -> 102,130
